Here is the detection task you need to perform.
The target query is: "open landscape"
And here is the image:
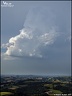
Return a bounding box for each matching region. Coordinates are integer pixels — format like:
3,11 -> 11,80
0,75 -> 72,96
1,1 -> 71,96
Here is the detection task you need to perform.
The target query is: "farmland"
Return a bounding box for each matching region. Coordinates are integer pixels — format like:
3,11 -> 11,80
0,75 -> 72,96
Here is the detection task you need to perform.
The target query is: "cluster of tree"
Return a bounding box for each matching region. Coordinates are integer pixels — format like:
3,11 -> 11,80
53,83 -> 72,94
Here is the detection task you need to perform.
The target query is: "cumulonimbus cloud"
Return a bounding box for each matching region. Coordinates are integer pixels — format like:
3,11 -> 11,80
2,7 -> 59,58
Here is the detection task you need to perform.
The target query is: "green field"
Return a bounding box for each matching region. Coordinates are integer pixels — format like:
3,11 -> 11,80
0,92 -> 13,96
44,84 -> 53,88
52,89 -> 62,94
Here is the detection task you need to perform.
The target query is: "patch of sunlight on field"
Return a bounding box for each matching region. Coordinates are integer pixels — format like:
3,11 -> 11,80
9,86 -> 19,90
52,90 -> 62,94
44,84 -> 53,88
0,92 -> 13,96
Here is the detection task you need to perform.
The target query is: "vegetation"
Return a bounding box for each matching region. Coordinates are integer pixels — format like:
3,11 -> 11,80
0,92 -> 13,96
1,75 -> 72,96
52,89 -> 62,94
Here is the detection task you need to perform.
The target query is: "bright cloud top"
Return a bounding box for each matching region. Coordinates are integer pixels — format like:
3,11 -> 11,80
2,7 -> 59,58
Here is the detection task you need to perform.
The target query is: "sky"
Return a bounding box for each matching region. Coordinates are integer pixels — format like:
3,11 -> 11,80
1,1 -> 71,76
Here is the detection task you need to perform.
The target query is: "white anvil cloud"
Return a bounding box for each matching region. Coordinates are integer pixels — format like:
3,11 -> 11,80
2,7 -> 59,58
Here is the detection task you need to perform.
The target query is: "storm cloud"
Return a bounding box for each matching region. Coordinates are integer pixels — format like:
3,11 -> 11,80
2,7 -> 59,57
